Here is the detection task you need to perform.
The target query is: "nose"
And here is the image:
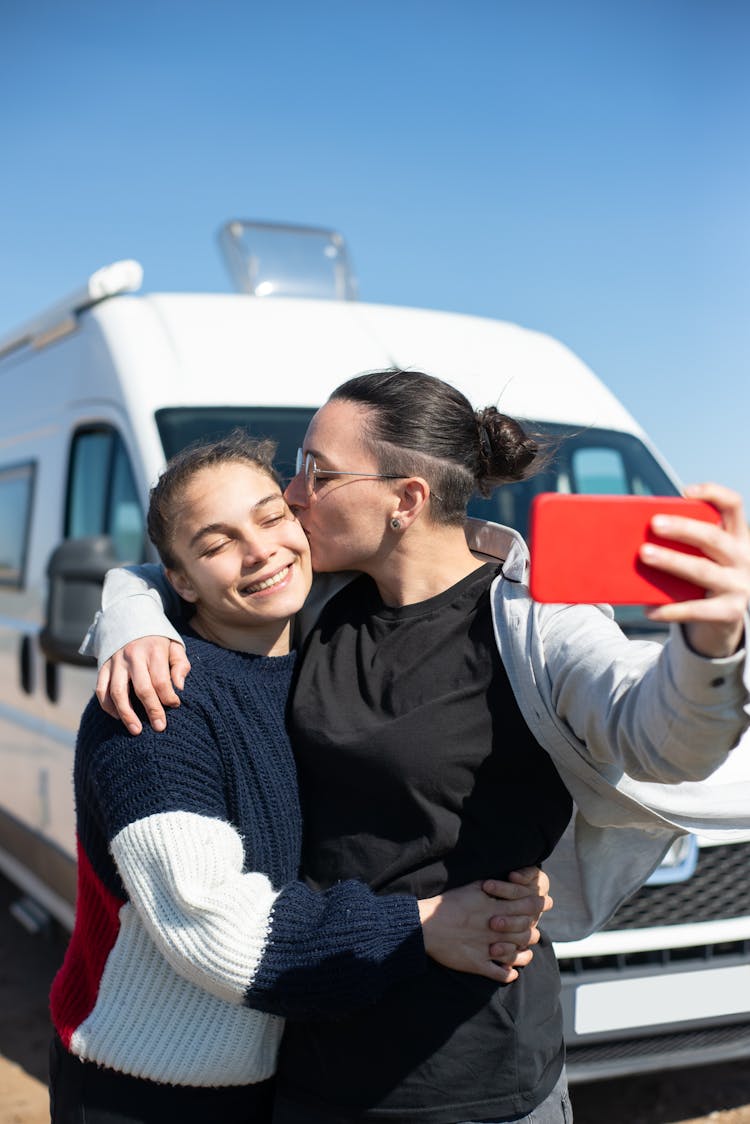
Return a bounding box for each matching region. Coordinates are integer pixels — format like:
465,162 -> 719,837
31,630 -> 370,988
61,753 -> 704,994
240,536 -> 273,568
284,472 -> 308,509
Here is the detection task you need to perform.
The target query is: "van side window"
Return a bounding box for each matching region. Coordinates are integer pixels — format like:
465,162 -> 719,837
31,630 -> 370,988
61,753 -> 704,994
66,428 -> 146,563
0,462 -> 35,587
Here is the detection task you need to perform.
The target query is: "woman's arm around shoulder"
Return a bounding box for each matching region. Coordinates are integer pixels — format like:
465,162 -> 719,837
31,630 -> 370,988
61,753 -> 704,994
84,564 -> 191,734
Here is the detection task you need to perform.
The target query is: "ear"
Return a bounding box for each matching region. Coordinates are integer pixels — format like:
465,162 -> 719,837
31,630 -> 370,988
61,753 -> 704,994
165,567 -> 199,604
390,477 -> 431,529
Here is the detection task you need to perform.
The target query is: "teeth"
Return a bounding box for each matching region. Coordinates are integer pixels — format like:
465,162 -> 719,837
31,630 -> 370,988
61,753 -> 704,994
246,566 -> 291,593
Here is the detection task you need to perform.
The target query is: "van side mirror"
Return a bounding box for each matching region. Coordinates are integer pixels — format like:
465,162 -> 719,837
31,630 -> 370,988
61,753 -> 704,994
39,536 -> 119,667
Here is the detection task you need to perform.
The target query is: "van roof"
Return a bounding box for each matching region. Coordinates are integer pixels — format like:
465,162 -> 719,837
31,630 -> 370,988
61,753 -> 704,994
0,261 -> 143,361
86,290 -> 643,435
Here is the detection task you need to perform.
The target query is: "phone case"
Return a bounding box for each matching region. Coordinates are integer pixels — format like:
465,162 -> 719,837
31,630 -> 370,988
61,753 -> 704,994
528,493 -> 721,605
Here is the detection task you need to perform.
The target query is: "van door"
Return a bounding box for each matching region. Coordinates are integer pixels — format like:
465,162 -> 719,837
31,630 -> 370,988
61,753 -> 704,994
39,422 -> 148,827
0,419 -> 147,925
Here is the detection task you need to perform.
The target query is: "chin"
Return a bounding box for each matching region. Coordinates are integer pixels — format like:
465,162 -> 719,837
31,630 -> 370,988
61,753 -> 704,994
310,546 -> 347,573
310,557 -> 339,573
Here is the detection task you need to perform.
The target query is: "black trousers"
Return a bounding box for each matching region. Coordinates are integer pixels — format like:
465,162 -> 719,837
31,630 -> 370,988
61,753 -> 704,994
49,1035 -> 275,1124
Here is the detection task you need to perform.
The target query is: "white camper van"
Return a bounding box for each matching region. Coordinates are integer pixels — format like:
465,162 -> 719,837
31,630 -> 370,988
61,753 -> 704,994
0,222 -> 748,1081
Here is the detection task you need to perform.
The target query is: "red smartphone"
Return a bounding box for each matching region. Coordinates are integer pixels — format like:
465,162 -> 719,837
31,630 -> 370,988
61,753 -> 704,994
528,493 -> 722,605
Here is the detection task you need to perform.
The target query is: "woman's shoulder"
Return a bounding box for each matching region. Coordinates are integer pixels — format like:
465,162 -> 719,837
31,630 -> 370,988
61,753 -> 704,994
75,695 -> 183,793
76,642 -> 227,758
78,694 -> 135,751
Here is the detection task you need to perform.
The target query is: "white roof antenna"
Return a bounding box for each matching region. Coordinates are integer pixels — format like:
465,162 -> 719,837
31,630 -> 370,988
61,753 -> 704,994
0,259 -> 144,360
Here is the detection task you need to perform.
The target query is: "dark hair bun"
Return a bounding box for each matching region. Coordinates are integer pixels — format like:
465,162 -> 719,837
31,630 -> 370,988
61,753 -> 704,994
475,407 -> 539,493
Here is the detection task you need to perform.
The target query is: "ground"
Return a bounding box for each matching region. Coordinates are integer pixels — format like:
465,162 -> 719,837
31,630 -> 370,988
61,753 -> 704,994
1,873 -> 748,1124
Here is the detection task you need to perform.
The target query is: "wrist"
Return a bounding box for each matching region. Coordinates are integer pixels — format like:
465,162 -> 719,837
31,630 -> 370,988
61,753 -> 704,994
417,894 -> 441,927
683,620 -> 745,659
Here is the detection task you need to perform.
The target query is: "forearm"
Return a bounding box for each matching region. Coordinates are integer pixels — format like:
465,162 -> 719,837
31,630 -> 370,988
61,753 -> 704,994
544,604 -> 749,782
248,880 -> 424,1019
81,564 -> 187,666
111,810 -> 424,1020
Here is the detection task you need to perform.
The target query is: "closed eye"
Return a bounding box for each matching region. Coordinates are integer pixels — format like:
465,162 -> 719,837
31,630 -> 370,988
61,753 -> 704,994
200,540 -> 229,557
260,503 -> 289,526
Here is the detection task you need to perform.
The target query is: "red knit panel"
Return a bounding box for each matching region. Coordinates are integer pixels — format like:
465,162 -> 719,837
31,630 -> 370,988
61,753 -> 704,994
49,839 -> 125,1048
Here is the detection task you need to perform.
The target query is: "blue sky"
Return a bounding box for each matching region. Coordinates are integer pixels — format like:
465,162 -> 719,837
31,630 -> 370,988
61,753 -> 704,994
2,1 -> 748,509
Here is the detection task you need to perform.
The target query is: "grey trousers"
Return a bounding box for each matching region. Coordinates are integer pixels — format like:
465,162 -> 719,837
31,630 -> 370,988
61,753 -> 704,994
459,1067 -> 573,1124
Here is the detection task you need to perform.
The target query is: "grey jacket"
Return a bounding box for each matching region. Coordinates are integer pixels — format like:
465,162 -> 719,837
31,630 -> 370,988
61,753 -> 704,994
84,519 -> 750,942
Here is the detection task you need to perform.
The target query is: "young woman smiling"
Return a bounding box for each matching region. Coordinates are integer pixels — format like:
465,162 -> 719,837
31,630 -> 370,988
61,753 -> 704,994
50,432 -> 549,1124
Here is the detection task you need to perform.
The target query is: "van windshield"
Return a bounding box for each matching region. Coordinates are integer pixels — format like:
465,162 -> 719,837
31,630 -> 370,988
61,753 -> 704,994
155,407 -> 317,486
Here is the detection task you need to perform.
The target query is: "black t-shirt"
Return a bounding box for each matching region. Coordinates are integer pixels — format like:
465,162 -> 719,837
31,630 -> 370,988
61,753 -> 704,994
278,565 -> 573,1124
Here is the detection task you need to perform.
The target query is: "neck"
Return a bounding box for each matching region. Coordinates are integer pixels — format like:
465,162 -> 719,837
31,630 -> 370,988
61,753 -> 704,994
365,523 -> 485,607
190,611 -> 292,657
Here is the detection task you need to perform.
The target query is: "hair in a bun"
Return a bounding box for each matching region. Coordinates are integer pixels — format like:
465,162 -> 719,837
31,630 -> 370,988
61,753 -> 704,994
474,407 -> 540,496
330,368 -> 545,525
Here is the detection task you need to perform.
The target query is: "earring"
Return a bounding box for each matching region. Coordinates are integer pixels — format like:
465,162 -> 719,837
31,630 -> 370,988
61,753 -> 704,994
390,517 -> 401,530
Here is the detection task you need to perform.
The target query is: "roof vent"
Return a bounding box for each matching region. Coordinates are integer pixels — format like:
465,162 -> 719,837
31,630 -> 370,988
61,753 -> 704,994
217,220 -> 357,301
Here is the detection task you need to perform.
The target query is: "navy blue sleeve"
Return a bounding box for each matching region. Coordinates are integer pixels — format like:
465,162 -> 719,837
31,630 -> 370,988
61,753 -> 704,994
246,879 -> 426,1019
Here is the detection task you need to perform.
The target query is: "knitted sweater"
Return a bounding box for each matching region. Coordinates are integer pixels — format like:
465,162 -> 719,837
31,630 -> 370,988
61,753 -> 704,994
50,633 -> 423,1088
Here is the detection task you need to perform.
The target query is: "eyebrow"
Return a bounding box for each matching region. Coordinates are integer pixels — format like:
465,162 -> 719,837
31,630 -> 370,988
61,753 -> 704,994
305,448 -> 336,467
188,494 -> 284,548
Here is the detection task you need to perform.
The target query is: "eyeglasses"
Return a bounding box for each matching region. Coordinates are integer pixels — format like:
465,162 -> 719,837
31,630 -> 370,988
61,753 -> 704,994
294,449 -> 408,499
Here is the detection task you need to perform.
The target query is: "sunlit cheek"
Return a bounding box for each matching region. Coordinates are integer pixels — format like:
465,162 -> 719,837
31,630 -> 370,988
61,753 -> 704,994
202,554 -> 235,586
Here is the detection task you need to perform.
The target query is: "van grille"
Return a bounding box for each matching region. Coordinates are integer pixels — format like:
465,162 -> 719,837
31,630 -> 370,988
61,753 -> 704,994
566,1021 -> 750,1082
602,842 -> 750,931
558,939 -> 749,974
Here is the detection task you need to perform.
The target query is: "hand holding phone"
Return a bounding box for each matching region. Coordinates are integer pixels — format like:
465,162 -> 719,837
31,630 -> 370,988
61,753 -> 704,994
528,494 -> 722,605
